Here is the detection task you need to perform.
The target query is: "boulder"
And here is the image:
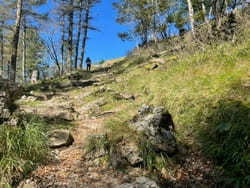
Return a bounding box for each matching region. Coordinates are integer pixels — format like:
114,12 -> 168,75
131,105 -> 176,155
116,177 -> 160,188
48,129 -> 74,148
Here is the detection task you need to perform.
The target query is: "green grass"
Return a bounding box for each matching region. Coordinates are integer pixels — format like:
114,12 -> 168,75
98,24 -> 250,186
0,112 -> 76,186
0,116 -> 49,185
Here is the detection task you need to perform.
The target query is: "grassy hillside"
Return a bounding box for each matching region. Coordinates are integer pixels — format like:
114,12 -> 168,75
87,23 -> 250,186
0,19 -> 249,187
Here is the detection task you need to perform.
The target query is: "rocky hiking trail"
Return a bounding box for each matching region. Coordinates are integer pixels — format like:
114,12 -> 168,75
17,70 -> 145,188
17,67 -> 216,188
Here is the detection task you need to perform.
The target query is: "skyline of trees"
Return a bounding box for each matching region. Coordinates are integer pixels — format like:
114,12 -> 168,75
0,0 -> 101,82
0,0 -> 248,83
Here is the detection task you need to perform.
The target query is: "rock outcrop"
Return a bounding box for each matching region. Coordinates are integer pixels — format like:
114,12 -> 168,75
84,105 -> 177,169
131,105 -> 176,155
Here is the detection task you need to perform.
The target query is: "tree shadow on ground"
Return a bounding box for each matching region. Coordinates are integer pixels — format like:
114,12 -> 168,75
22,112 -> 76,133
21,72 -> 97,100
196,99 -> 250,187
91,58 -> 129,74
91,56 -> 148,76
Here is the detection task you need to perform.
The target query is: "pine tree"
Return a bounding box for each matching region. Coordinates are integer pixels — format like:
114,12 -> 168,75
79,0 -> 100,69
9,0 -> 23,82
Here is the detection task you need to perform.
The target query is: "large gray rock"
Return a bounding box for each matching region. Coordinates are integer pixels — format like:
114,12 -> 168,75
48,129 -> 74,148
131,105 -> 176,155
116,177 -> 160,188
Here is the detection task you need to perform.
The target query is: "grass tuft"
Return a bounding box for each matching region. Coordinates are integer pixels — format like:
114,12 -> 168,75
0,117 -> 49,185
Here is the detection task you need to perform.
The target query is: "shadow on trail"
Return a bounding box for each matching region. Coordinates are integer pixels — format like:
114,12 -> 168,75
91,56 -> 147,76
22,112 -> 76,132
197,99 -> 250,186
22,71 -> 97,100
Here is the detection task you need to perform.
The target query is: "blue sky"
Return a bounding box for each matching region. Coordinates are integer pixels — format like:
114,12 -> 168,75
83,0 -> 135,63
38,0 -> 135,65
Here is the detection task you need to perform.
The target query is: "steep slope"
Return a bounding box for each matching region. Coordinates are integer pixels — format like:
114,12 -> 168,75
11,21 -> 250,187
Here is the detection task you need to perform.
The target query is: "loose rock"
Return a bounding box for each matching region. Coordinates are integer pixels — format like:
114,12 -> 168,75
116,176 -> 160,188
48,129 -> 74,148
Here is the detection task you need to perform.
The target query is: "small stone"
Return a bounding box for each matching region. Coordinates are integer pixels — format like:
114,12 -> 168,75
116,176 -> 160,188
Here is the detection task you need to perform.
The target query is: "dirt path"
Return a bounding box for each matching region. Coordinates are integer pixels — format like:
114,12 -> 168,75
19,108 -> 133,188
17,70 -> 137,188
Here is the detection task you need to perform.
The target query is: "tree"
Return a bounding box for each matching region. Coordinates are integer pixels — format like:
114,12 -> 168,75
114,0 -> 179,45
79,0 -> 100,69
66,0 -> 74,72
74,0 -> 83,70
22,18 -> 27,82
187,0 -> 195,37
9,0 -> 23,82
0,21 -> 4,77
113,0 -> 153,45
45,34 -> 61,74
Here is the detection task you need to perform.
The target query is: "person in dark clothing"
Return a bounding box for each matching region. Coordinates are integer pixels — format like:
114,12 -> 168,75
86,57 -> 91,72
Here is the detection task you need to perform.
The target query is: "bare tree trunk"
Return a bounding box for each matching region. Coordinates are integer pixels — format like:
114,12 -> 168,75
202,2 -> 209,24
0,21 -> 4,77
151,0 -> 157,43
242,0 -> 247,8
74,0 -> 83,70
187,0 -> 195,38
10,0 -> 23,82
7,61 -> 10,80
22,18 -> 26,83
46,36 -> 61,74
66,0 -> 74,72
80,0 -> 89,69
61,14 -> 65,75
226,0 -> 229,14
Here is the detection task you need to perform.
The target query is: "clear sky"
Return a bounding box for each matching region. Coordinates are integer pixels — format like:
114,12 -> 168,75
84,0 -> 135,63
38,0 -> 135,65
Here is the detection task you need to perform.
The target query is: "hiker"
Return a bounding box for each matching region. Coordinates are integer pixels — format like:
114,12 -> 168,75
86,57 -> 92,72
